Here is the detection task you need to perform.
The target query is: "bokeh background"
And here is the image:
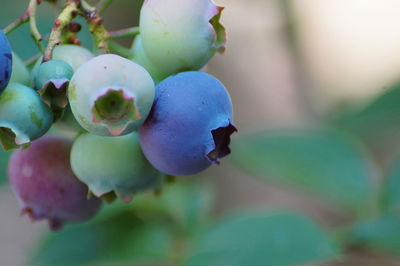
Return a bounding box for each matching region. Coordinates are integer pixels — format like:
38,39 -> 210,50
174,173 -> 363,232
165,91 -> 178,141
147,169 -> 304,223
2,0 -> 400,265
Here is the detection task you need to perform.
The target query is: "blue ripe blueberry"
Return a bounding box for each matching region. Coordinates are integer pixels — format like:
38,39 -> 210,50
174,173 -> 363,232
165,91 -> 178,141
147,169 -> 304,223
0,30 -> 12,93
34,60 -> 74,120
68,54 -> 155,136
139,0 -> 226,75
130,35 -> 168,84
10,52 -> 30,86
8,136 -> 102,230
70,132 -> 162,203
0,83 -> 53,150
138,71 -> 237,176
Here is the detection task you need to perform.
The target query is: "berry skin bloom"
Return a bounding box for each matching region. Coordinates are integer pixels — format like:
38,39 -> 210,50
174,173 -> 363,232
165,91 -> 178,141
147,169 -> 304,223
0,83 -> 53,150
0,30 -> 12,93
8,136 -> 102,230
70,132 -> 162,203
139,0 -> 226,75
68,54 -> 155,136
138,71 -> 237,176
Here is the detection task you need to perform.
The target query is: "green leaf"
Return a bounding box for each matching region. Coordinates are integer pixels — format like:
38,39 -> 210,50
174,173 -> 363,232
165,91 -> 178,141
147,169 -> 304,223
99,180 -> 215,234
185,211 -> 340,266
31,212 -> 175,266
0,149 -> 11,185
230,128 -> 377,209
382,156 -> 400,212
335,81 -> 400,142
347,213 -> 400,255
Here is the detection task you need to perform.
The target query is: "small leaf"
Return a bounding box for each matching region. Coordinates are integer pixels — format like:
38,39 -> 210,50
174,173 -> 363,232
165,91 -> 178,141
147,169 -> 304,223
31,212 -> 175,266
335,81 -> 400,142
382,156 -> 400,212
348,213 -> 400,255
185,211 -> 340,266
0,149 -> 11,185
230,128 -> 377,209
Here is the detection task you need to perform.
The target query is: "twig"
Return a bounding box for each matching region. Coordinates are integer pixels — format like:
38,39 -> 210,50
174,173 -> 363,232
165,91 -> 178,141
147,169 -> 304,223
109,41 -> 132,58
79,0 -> 109,54
24,53 -> 41,67
3,12 -> 30,35
29,0 -> 45,54
96,0 -> 113,13
108,26 -> 139,40
43,1 -> 79,61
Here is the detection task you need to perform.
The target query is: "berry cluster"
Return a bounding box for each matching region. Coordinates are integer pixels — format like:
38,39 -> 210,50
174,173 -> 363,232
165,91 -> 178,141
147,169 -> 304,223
1,0 -> 236,230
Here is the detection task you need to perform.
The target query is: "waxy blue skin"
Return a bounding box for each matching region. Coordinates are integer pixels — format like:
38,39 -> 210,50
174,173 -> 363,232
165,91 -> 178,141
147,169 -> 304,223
0,31 -> 12,93
138,71 -> 236,176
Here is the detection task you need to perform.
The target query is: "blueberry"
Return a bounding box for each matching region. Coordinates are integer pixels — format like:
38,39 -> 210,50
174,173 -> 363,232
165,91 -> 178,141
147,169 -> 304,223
8,136 -> 102,230
0,83 -> 53,150
68,54 -> 155,136
139,0 -> 226,75
34,60 -> 74,120
10,52 -> 30,86
0,30 -> 12,93
138,71 -> 237,176
130,35 -> 168,84
52,45 -> 94,72
70,132 -> 162,203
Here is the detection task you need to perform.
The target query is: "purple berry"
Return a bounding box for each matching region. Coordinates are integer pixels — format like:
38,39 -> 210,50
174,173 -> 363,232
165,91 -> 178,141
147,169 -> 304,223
8,136 -> 102,230
0,30 -> 12,93
138,71 -> 237,176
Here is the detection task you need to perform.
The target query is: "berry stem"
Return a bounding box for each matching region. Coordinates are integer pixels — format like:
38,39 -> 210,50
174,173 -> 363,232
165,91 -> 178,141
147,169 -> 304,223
24,53 -> 41,67
3,12 -> 30,35
43,1 -> 79,62
79,0 -> 109,54
108,41 -> 132,58
108,26 -> 139,40
29,0 -> 45,54
96,0 -> 113,13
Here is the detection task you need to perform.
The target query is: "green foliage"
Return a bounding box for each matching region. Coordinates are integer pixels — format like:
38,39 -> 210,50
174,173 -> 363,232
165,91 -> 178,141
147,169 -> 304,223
382,156 -> 400,212
336,81 -> 400,142
185,211 -> 340,266
0,149 -> 11,185
31,181 -> 215,265
31,211 -> 175,266
230,128 -> 377,210
347,213 -> 400,255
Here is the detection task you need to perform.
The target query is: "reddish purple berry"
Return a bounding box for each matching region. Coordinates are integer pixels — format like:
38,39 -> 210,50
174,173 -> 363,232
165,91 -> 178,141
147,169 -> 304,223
8,136 -> 102,230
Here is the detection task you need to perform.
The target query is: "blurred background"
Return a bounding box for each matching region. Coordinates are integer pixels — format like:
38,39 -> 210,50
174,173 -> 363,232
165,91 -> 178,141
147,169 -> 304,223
2,0 -> 400,265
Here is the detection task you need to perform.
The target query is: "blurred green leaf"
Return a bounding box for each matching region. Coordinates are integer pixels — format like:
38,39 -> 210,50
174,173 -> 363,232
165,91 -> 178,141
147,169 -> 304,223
185,211 -> 340,266
335,81 -> 400,142
382,156 -> 400,212
32,180 -> 215,265
347,213 -> 400,255
230,128 -> 377,209
0,150 -> 11,185
98,180 -> 215,234
31,211 -> 175,266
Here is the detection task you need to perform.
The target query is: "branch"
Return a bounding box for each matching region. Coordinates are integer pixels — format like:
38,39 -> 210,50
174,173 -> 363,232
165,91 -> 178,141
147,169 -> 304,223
43,1 -> 79,61
29,0 -> 45,54
79,0 -> 109,54
108,26 -> 139,40
109,41 -> 132,58
96,0 -> 113,13
3,12 -> 30,35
